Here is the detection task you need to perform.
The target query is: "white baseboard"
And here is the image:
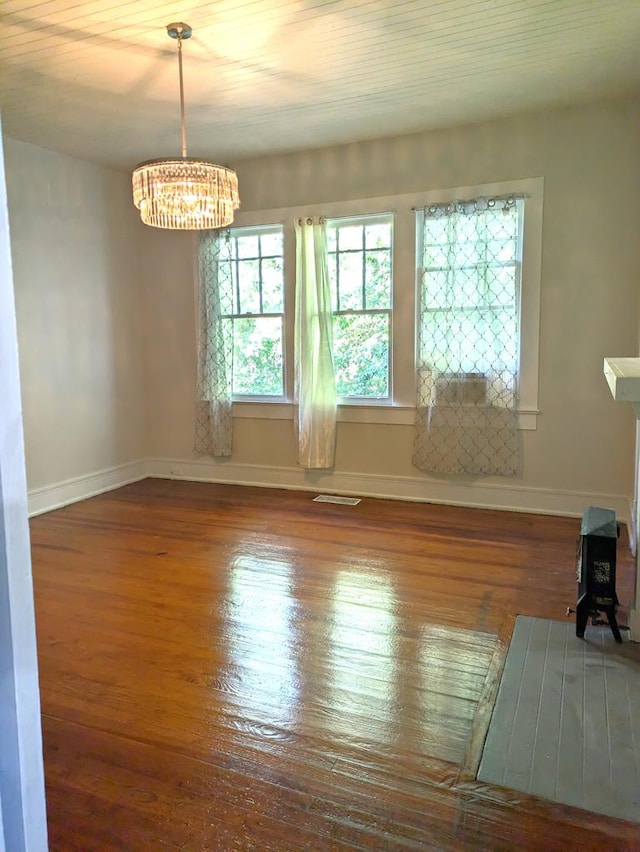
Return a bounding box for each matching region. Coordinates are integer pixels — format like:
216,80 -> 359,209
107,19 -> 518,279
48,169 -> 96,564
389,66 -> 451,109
147,457 -> 632,531
27,456 -> 633,536
28,460 -> 149,517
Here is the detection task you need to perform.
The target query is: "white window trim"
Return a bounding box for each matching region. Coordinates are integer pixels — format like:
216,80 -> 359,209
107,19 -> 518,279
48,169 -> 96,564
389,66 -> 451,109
226,176 -> 543,429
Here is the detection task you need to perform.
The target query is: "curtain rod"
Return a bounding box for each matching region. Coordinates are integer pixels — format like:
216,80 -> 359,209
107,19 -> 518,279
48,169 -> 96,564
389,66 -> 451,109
411,192 -> 526,212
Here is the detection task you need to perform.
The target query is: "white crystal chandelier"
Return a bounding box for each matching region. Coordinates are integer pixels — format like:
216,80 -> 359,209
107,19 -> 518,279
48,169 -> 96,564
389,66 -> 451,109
132,23 -> 240,230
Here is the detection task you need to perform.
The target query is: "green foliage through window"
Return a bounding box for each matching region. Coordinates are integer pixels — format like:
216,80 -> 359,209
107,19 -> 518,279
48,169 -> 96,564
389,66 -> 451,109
327,215 -> 393,399
222,227 -> 285,397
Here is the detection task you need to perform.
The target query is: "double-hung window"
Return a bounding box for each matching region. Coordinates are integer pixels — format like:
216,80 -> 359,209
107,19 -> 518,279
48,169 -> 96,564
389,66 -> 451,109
414,195 -> 525,475
326,214 -> 393,401
416,196 -> 523,409
220,225 -> 285,398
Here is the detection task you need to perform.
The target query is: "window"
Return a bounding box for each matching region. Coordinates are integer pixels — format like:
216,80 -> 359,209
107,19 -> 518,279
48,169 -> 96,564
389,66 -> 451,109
416,197 -> 523,409
326,214 -> 393,400
414,196 -> 525,476
220,226 -> 285,397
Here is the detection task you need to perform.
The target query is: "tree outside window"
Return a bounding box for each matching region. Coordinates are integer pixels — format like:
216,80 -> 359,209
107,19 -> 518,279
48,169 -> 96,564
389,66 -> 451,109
219,226 -> 285,397
326,214 -> 393,400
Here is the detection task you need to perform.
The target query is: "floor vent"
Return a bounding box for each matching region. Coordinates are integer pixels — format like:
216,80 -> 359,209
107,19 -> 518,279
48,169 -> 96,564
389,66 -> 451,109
313,495 -> 361,506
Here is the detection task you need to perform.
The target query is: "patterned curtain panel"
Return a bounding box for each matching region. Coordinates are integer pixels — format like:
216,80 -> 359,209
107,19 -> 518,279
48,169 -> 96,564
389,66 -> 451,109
294,217 -> 337,469
194,231 -> 234,457
413,196 -> 523,477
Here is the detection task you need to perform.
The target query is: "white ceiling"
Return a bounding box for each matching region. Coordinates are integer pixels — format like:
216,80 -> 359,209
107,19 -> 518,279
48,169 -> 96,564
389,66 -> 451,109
2,0 -> 640,172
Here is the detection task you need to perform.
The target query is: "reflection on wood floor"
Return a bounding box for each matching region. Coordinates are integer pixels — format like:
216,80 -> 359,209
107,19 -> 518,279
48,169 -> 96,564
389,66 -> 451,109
31,479 -> 638,850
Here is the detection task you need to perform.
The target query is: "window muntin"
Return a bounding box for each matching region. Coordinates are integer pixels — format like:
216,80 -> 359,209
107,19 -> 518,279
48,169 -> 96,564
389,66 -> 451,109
221,226 -> 285,397
326,215 -> 393,400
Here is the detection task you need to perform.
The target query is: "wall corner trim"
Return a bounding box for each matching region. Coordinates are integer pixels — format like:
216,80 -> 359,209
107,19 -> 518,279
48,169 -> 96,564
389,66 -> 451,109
627,496 -> 637,556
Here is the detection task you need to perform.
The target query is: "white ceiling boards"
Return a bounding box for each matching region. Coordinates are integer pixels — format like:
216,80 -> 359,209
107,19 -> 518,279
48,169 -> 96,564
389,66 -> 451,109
2,1 -> 639,171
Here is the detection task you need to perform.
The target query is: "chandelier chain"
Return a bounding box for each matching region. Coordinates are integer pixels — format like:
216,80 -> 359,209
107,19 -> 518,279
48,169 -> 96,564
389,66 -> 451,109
177,33 -> 187,158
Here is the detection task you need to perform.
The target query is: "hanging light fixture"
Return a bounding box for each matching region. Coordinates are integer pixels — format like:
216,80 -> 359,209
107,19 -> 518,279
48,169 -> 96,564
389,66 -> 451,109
132,22 -> 240,230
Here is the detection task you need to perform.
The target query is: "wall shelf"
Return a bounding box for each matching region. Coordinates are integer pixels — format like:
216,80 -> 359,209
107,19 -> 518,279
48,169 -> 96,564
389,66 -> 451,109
604,357 -> 640,418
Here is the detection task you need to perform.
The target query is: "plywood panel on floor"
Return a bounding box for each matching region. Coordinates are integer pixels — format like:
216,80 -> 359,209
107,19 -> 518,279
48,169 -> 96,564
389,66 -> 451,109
478,615 -> 640,822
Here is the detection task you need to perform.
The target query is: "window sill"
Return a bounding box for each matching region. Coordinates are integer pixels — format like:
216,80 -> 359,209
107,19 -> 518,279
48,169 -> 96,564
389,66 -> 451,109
232,400 -> 539,429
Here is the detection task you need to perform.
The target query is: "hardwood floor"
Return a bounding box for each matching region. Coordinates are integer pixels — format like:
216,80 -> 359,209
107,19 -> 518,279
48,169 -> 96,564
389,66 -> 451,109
30,480 -> 639,850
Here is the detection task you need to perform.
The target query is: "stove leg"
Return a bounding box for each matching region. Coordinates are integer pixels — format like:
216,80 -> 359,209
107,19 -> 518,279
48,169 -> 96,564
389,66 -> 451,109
576,596 -> 589,638
605,606 -> 622,643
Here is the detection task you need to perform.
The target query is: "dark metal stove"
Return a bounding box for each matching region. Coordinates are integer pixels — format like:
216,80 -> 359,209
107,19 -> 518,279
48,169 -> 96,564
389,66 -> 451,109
574,506 -> 621,643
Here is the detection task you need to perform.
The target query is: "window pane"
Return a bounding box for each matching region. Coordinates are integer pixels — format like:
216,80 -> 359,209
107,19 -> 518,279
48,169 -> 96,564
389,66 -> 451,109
237,260 -> 260,313
365,222 -> 391,249
486,266 -> 517,306
327,227 -> 337,253
333,313 -> 389,398
232,316 -> 283,396
455,241 -> 481,266
493,238 -> 517,262
425,219 -> 449,245
424,244 -> 448,268
455,216 -> 479,242
338,252 -> 363,310
423,270 -> 449,309
498,313 -> 518,370
423,311 -> 480,373
261,257 -> 283,313
236,234 -> 259,259
486,214 -> 513,239
260,231 -> 283,256
365,251 -> 391,309
451,269 -> 481,308
338,225 -> 363,251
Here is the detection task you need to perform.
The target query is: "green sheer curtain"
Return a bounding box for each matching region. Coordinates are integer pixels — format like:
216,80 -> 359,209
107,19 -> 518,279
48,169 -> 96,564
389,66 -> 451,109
294,218 -> 337,469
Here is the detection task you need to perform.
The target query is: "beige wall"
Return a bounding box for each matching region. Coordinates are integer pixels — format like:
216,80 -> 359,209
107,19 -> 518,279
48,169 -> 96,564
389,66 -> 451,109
143,98 -> 640,507
5,97 -> 639,516
4,139 -> 147,491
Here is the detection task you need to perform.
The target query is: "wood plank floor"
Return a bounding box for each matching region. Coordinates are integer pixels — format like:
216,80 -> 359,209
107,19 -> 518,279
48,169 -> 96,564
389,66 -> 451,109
30,480 -> 639,850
